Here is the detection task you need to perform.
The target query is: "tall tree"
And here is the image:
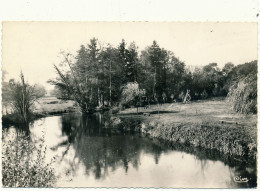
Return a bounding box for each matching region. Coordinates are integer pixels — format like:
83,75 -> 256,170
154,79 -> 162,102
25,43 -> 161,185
49,51 -> 93,113
118,39 -> 129,84
128,42 -> 139,82
167,55 -> 186,99
99,45 -> 118,106
147,41 -> 170,101
148,41 -> 162,99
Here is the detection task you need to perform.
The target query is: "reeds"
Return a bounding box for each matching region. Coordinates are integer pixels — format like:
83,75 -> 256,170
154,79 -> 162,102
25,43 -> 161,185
2,130 -> 56,187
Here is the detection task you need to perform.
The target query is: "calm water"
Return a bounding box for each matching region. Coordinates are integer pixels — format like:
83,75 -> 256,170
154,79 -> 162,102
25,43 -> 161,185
4,113 -> 257,188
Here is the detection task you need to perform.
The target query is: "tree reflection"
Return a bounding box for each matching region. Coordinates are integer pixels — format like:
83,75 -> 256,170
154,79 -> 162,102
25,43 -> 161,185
55,113 -> 165,179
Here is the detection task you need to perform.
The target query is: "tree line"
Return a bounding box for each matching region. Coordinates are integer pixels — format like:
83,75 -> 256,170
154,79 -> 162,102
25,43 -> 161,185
48,38 -> 257,114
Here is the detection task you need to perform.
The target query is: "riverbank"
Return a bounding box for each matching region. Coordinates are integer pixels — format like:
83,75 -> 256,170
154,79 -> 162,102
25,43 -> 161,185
112,98 -> 257,158
2,97 -> 77,127
2,97 -> 257,159
2,96 -> 111,127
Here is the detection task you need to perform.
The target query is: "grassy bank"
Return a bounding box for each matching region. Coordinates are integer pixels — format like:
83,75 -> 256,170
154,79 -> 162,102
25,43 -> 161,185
113,98 -> 257,158
140,121 -> 256,157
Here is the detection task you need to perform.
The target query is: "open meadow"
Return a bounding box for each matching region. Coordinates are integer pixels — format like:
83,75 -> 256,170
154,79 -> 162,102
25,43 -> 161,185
116,98 -> 257,158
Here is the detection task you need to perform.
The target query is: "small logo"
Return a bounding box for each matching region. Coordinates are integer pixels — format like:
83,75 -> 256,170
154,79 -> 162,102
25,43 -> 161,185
234,176 -> 249,183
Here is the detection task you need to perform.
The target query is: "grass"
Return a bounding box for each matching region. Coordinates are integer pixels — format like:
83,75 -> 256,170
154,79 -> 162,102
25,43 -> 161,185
33,96 -> 77,115
2,96 -> 77,116
2,96 -> 77,127
114,97 -> 257,158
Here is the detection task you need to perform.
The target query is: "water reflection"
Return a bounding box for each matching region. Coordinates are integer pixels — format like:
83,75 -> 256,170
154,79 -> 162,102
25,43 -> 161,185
4,112 -> 257,188
56,113 -> 165,180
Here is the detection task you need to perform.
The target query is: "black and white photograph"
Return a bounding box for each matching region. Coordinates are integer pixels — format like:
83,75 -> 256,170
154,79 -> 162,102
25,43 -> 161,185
1,21 -> 258,188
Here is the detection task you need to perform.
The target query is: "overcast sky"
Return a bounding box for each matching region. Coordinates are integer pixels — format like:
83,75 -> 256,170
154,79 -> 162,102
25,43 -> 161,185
2,22 -> 257,91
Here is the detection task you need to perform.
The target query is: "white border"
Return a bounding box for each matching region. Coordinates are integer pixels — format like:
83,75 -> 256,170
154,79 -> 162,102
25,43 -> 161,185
0,0 -> 259,191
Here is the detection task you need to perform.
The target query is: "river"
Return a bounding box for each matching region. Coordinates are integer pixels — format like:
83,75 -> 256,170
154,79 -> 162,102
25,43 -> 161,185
3,112 -> 257,188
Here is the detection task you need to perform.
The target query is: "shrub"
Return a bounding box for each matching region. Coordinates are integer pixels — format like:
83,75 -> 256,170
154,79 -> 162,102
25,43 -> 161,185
120,82 -> 144,108
2,130 -> 56,187
110,106 -> 120,114
228,74 -> 257,114
7,73 -> 38,123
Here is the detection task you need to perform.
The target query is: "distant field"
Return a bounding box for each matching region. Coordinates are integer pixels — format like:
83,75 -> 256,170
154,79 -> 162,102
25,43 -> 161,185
33,96 -> 77,114
118,98 -> 257,141
115,97 -> 257,157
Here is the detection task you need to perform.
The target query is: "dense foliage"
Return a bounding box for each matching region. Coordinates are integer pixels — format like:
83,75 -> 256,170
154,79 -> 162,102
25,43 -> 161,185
120,82 -> 145,109
49,38 -> 257,114
2,130 -> 56,187
227,61 -> 257,114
